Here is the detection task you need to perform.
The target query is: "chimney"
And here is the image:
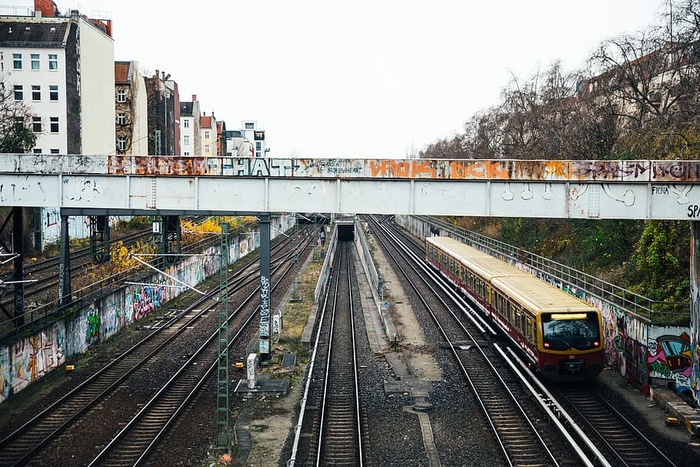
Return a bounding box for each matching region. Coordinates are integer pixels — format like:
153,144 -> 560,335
34,0 -> 56,17
192,94 -> 197,101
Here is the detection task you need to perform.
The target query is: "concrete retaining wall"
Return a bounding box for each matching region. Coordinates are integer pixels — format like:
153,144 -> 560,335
0,215 -> 294,404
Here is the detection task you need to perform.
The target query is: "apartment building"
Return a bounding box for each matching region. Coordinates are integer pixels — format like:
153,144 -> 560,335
144,70 -> 180,155
0,2 -> 115,155
114,60 -> 148,155
180,94 -> 202,156
241,120 -> 268,157
200,112 -> 217,156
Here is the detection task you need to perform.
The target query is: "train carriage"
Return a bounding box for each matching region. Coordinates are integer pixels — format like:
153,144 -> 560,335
426,236 -> 604,382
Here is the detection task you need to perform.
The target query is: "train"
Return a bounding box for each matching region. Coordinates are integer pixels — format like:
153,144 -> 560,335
425,236 -> 604,382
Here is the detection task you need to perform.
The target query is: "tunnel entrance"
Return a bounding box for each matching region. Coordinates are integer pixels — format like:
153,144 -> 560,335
336,218 -> 355,242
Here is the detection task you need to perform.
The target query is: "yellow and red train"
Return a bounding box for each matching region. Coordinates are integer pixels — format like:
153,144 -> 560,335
425,236 -> 604,382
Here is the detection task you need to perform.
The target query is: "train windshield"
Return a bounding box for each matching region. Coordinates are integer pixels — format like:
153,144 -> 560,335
541,312 -> 600,351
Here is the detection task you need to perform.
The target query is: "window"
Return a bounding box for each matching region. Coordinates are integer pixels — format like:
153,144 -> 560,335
116,112 -> 126,125
183,119 -> 190,129
33,148 -> 42,154
32,116 -> 41,132
116,88 -> 126,103
32,85 -> 40,101
183,135 -> 190,145
50,148 -> 59,154
256,142 -> 262,151
117,136 -> 127,152
244,122 -> 254,129
50,117 -> 59,133
31,54 -> 40,70
204,144 -> 210,153
49,85 -> 58,101
48,54 -> 58,70
204,130 -> 210,139
13,53 -> 22,70
184,151 -> 190,156
13,85 -> 23,100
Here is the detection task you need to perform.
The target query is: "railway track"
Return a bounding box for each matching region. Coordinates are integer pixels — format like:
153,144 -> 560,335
555,384 -> 678,467
377,215 -> 688,466
367,215 -> 562,466
288,241 -> 366,466
0,218 -> 252,338
0,227 -> 156,337
0,226 -> 316,466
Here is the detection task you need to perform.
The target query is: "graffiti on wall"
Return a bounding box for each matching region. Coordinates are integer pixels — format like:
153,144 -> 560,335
96,157 -> 700,183
130,283 -> 166,321
85,309 -> 100,348
0,215 -> 295,405
0,323 -> 65,402
100,291 -> 126,340
648,332 -> 694,398
1,346 -> 9,403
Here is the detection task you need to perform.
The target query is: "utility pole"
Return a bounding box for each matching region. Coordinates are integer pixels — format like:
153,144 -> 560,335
215,222 -> 230,451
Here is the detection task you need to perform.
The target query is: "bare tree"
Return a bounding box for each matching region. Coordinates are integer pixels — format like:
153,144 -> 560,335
586,18 -> 700,159
0,76 -> 36,153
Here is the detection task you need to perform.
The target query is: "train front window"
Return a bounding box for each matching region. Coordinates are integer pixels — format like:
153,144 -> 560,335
541,312 -> 600,351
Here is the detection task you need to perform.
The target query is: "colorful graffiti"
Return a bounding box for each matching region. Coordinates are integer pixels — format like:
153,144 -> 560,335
0,216 -> 294,405
130,284 -> 165,321
98,156 -> 700,183
85,309 -> 100,348
648,333 -> 693,396
0,323 -> 65,402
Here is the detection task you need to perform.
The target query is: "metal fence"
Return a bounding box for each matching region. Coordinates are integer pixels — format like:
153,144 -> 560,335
411,215 -> 689,325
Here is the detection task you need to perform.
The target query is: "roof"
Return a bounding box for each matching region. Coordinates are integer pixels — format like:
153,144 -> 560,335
201,115 -> 212,129
114,61 -> 131,84
0,20 -> 69,46
180,102 -> 193,116
427,236 -> 594,314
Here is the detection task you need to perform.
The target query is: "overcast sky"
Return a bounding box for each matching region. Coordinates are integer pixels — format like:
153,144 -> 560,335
12,0 -> 669,158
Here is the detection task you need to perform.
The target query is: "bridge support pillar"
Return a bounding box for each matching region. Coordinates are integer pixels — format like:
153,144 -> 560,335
161,215 -> 180,266
59,214 -> 72,307
259,213 -> 271,361
90,215 -> 110,264
690,222 -> 700,406
12,208 -> 25,328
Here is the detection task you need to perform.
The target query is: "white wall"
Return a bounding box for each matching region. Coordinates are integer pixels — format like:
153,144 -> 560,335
78,18 -> 115,154
130,62 -> 149,155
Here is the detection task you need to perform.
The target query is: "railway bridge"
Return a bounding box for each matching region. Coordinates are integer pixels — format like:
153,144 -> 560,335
1,154 -> 699,396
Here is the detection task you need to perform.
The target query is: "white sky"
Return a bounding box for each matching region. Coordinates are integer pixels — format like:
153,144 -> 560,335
11,0 -> 668,158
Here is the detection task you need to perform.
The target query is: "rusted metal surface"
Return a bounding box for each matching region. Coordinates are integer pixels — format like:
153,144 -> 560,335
1,154 -> 700,183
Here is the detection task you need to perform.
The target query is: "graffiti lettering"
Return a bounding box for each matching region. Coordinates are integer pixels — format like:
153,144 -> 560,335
131,284 -> 164,321
687,205 -> 700,218
369,160 -> 437,178
572,161 -> 652,181
259,275 -> 270,338
652,160 -> 700,181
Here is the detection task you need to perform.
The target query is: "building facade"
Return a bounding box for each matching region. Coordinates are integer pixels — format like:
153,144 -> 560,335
0,2 -> 115,155
200,112 -> 217,157
180,94 -> 202,156
144,70 -> 180,155
114,60 -> 148,155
